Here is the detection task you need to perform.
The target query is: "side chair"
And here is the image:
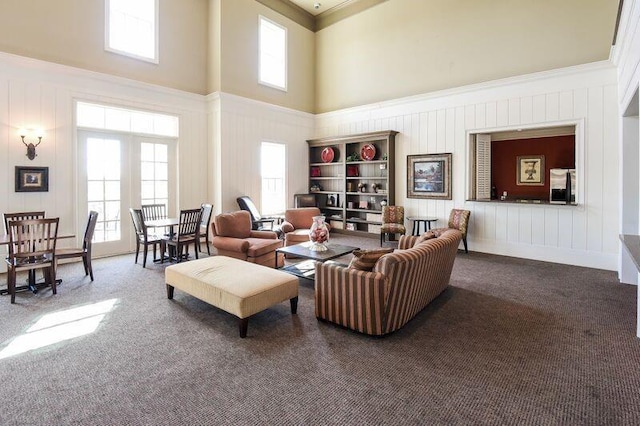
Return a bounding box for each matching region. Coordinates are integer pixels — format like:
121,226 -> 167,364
3,211 -> 45,233
198,203 -> 213,255
130,208 -> 162,268
380,206 -> 406,246
433,209 -> 471,253
56,211 -> 99,280
5,218 -> 59,304
236,196 -> 277,231
161,208 -> 202,263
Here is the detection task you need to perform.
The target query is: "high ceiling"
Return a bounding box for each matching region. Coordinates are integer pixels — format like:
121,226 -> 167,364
289,0 -> 349,16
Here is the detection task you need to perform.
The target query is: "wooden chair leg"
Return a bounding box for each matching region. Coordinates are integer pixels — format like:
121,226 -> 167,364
49,266 -> 57,295
160,242 -> 166,264
8,268 -> 16,304
194,242 -> 199,260
82,255 -> 89,276
143,244 -> 149,268
134,242 -> 140,264
206,235 -> 211,256
85,254 -> 94,281
463,236 -> 468,253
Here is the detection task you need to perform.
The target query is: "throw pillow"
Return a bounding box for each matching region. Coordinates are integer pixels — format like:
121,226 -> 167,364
348,248 -> 393,271
415,231 -> 437,245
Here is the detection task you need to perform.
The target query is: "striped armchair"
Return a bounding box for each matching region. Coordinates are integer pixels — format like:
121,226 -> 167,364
314,229 -> 462,336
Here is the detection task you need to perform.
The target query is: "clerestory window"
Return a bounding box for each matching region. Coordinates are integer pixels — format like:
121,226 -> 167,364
259,16 -> 287,91
105,0 -> 158,63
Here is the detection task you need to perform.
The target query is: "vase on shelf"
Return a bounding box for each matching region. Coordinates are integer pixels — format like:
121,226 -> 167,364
309,215 -> 329,251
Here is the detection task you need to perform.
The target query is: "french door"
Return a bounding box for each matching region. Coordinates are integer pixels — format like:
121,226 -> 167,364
78,130 -> 176,257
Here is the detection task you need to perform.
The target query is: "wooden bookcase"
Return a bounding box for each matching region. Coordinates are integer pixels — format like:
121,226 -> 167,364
307,130 -> 397,237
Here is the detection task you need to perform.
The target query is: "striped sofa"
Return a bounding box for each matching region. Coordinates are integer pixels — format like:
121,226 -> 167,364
314,229 -> 462,336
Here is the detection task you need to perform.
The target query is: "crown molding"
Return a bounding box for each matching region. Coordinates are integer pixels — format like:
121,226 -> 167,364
255,0 -> 388,32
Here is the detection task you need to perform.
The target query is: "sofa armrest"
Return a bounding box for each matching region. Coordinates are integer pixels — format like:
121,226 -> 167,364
398,235 -> 419,250
249,230 -> 278,239
314,262 -> 388,336
211,236 -> 250,253
280,221 -> 294,233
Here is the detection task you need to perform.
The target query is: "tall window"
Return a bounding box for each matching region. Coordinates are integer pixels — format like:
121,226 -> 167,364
106,0 -> 158,63
141,142 -> 168,208
86,137 -> 121,243
259,16 -> 287,91
261,142 -> 286,215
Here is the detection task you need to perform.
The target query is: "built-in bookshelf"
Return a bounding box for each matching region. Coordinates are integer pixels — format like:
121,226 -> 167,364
307,130 -> 397,237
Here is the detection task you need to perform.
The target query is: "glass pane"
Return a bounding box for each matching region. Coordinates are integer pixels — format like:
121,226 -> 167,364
104,201 -> 120,221
155,181 -> 168,198
141,181 -> 154,199
155,144 -> 168,162
155,163 -> 167,180
141,162 -> 154,180
88,202 -> 105,219
104,181 -> 120,201
105,107 -> 130,131
93,222 -> 105,243
77,104 -> 105,128
141,198 -> 154,206
87,181 -> 104,202
141,143 -> 154,161
131,111 -> 153,134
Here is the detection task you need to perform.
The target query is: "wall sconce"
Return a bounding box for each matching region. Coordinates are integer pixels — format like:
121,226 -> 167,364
19,128 -> 44,161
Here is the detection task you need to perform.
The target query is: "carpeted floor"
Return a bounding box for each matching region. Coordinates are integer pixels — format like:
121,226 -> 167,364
1,234 -> 639,425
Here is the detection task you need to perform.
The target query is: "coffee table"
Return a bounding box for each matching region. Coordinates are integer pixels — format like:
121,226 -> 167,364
276,242 -> 359,280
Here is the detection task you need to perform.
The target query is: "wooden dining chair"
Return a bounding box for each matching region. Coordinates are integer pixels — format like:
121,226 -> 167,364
198,203 -> 213,255
141,203 -> 168,235
161,208 -> 202,263
130,208 -> 162,268
5,218 -> 59,304
56,211 -> 99,280
3,211 -> 45,233
141,204 -> 167,220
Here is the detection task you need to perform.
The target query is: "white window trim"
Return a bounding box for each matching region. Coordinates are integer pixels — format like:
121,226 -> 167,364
465,120 -> 585,207
258,15 -> 287,92
104,0 -> 159,64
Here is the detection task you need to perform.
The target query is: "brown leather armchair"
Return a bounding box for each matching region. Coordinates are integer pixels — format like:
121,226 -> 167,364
280,207 -> 331,247
211,210 -> 284,268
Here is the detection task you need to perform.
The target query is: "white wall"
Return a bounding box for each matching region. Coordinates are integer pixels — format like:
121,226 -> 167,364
0,52 -> 209,270
316,62 -> 619,270
210,92 -> 314,214
611,0 -> 640,335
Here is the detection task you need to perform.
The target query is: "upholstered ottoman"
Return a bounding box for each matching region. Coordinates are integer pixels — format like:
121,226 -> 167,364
165,256 -> 299,338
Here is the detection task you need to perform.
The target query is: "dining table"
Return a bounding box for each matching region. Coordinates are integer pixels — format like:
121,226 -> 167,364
0,233 -> 75,295
144,217 -> 182,262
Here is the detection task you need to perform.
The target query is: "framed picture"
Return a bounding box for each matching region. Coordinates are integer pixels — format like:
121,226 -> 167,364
407,153 -> 452,199
517,155 -> 545,186
325,193 -> 339,207
347,165 -> 359,177
358,201 -> 368,209
15,166 -> 49,192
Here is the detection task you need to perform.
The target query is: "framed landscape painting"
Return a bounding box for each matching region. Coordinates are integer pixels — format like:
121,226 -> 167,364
407,153 -> 452,200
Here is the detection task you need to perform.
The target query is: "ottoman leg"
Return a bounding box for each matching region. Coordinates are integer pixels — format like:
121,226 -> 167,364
290,296 -> 298,314
239,318 -> 249,338
166,284 -> 174,299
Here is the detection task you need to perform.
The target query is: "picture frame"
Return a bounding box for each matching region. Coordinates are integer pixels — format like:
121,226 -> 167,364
407,153 -> 452,199
358,201 -> 368,209
347,165 -> 359,177
325,193 -> 339,207
15,166 -> 49,192
516,155 -> 545,186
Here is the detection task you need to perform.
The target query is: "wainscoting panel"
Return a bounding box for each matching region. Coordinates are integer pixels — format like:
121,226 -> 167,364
315,62 -> 619,270
0,52 -> 208,270
212,93 -> 315,215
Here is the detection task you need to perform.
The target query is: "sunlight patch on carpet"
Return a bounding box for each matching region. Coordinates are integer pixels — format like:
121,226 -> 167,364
0,298 -> 118,360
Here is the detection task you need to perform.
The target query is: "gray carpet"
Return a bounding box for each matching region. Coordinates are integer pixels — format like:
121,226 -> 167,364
1,234 -> 639,425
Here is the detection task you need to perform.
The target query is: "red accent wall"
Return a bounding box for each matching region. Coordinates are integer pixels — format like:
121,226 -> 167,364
491,135 -> 575,200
